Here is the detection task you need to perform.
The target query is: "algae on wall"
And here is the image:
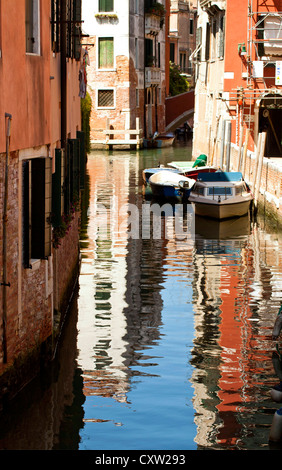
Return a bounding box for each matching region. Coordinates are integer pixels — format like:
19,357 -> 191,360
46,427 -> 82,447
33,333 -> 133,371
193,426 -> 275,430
81,92 -> 92,154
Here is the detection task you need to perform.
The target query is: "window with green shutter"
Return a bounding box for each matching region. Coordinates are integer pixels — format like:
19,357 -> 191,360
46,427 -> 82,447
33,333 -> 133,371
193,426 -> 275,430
98,37 -> 114,68
52,149 -> 62,228
22,157 -> 52,266
99,0 -> 114,12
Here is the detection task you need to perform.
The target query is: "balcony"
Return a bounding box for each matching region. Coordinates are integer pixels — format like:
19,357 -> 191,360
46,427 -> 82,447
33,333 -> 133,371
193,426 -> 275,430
145,13 -> 162,36
199,1 -> 226,14
145,67 -> 161,87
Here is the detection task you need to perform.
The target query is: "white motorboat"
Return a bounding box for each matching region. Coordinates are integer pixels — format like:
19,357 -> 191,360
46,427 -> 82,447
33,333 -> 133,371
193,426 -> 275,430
188,171 -> 253,219
148,170 -> 195,200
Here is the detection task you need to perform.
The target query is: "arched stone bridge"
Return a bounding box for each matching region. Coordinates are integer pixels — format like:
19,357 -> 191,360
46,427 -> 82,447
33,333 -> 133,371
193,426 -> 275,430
165,90 -> 195,132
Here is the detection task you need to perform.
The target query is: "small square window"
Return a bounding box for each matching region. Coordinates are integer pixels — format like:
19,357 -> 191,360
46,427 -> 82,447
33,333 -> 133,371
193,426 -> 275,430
98,89 -> 114,107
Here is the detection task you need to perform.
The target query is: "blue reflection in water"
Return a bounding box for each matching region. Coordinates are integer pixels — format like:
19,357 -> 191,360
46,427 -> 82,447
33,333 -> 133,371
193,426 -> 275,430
75,146 -> 282,451
77,149 -> 198,450
79,263 -> 197,450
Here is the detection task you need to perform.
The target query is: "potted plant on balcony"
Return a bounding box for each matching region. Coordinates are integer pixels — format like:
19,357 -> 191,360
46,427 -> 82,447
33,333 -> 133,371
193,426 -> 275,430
145,2 -> 166,18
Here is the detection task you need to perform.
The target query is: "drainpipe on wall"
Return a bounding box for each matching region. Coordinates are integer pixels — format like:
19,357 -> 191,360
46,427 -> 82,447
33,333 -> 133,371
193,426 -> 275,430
2,113 -> 12,364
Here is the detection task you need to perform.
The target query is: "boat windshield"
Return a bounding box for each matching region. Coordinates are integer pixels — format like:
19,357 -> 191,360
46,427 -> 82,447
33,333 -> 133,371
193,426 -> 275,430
207,187 -> 232,196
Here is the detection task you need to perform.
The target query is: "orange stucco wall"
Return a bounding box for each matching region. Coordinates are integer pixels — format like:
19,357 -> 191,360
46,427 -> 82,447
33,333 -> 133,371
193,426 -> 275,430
0,0 -> 51,153
0,0 -> 81,155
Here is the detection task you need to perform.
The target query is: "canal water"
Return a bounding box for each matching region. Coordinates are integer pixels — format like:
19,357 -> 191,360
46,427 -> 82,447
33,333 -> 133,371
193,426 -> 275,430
1,140 -> 282,451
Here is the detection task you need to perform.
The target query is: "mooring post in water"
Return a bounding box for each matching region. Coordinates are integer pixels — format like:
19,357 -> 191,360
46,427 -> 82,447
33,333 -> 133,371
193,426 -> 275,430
254,132 -> 266,209
220,120 -> 226,169
225,121 -> 231,171
269,408 -> 282,442
241,128 -> 250,179
252,132 -> 262,197
2,113 -> 12,364
237,125 -> 244,171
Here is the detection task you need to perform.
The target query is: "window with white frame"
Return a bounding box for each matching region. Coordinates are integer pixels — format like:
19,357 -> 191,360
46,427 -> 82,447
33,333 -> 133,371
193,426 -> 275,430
97,89 -> 115,108
25,0 -> 40,54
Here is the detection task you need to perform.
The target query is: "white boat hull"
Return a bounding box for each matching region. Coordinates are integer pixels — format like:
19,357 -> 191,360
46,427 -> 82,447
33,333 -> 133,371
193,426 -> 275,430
149,170 -> 195,200
190,197 -> 252,219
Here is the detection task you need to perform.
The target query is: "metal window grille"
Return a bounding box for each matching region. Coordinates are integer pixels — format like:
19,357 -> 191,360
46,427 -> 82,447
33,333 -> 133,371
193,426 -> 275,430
98,90 -> 114,107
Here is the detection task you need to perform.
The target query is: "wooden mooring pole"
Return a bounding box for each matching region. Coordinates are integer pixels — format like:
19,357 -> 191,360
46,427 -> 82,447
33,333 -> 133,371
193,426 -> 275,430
253,131 -> 266,212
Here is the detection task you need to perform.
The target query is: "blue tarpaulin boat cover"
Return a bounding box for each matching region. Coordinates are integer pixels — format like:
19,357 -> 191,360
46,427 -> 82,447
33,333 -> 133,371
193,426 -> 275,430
197,172 -> 243,182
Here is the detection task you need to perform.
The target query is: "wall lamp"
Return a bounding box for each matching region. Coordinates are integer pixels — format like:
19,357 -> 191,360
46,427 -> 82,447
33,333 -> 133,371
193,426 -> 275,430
238,43 -> 246,56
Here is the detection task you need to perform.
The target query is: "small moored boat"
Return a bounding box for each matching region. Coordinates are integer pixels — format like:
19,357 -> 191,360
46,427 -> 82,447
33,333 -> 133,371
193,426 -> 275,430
148,170 -> 195,200
143,132 -> 175,148
188,171 -> 253,220
142,166 -> 181,184
168,154 -> 218,180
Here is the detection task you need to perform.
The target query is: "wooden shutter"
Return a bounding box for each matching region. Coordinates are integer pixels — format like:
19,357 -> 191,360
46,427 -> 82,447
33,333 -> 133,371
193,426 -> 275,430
72,139 -> 80,198
77,131 -> 86,190
218,16 -> 225,58
99,38 -> 114,68
73,0 -> 82,60
44,157 -> 52,258
196,27 -> 202,61
52,149 -> 62,227
31,158 -> 45,259
205,23 -> 210,61
23,161 -> 30,268
31,158 -> 51,259
64,142 -> 71,214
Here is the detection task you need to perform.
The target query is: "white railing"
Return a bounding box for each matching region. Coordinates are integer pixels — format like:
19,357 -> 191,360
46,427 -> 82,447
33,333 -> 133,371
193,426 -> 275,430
145,67 -> 161,87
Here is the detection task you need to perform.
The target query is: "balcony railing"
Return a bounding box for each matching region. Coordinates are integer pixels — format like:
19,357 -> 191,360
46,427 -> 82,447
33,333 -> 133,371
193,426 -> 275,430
145,13 -> 161,36
145,67 -> 161,87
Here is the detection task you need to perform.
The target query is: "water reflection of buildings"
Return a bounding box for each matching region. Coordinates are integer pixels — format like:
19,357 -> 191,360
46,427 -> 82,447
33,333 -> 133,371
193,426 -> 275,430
191,215 -> 282,449
77,154 -> 166,406
78,155 -> 132,402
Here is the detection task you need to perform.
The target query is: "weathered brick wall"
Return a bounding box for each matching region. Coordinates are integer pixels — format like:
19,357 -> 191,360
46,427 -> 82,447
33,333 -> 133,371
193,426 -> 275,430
0,151 -> 20,365
0,149 -> 80,402
53,213 -> 80,319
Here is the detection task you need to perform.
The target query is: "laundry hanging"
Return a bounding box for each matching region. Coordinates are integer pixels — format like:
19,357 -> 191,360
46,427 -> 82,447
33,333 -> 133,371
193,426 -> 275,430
79,48 -> 89,99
